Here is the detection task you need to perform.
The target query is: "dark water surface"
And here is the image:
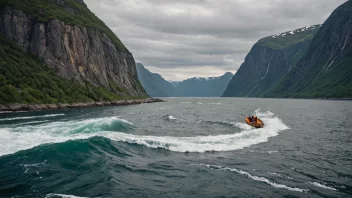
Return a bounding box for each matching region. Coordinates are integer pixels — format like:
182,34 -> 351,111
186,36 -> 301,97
0,98 -> 351,198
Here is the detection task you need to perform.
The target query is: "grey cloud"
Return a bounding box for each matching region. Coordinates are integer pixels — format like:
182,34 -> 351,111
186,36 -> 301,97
85,0 -> 346,80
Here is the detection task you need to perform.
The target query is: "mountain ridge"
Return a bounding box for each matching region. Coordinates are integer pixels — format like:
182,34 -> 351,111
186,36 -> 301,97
223,25 -> 319,97
136,63 -> 233,97
263,1 -> 352,98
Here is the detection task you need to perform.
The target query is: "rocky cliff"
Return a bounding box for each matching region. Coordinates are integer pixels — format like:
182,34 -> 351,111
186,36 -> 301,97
0,0 -> 147,99
264,1 -> 352,98
136,63 -> 174,97
222,25 -> 320,97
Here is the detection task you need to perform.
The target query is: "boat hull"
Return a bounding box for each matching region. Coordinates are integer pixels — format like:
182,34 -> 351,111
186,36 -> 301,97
245,117 -> 264,128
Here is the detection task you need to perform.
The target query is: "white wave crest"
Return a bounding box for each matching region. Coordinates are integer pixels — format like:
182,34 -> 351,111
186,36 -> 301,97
0,110 -> 289,156
0,117 -> 134,156
233,122 -> 253,130
0,113 -> 65,121
309,182 -> 337,191
193,164 -> 308,192
103,111 -> 288,153
255,109 -> 274,117
267,172 -> 294,180
166,115 -> 178,120
45,194 -> 88,198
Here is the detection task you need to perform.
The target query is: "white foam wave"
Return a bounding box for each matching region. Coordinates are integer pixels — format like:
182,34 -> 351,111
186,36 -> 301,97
197,102 -> 203,104
267,172 -> 294,180
233,122 -> 253,130
201,120 -> 253,130
104,111 -> 288,153
0,117 -> 133,156
0,113 -> 65,121
45,194 -> 88,198
309,182 -> 337,191
0,110 -> 289,156
255,109 -> 274,117
193,164 -> 308,192
179,102 -> 190,104
209,103 -> 221,105
167,115 -> 178,120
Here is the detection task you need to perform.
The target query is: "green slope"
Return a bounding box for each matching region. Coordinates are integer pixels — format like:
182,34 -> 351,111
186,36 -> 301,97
0,35 -> 131,104
136,63 -> 174,97
263,1 -> 352,98
222,26 -> 319,97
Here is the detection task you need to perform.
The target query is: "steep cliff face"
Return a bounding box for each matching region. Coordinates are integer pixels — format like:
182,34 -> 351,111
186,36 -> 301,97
0,0 -> 147,98
264,1 -> 352,98
136,63 -> 173,97
223,25 -> 319,97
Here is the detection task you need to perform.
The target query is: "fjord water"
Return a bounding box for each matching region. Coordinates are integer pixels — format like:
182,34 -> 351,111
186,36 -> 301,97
0,98 -> 351,198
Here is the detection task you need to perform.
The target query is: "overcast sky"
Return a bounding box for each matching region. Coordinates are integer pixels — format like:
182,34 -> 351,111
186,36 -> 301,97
85,0 -> 346,81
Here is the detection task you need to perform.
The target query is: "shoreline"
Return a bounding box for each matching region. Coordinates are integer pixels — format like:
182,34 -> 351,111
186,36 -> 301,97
0,98 -> 164,112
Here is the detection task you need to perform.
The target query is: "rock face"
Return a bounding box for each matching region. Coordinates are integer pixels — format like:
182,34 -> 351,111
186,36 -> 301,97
223,25 -> 319,97
264,1 -> 352,98
0,5 -> 146,97
136,63 -> 174,97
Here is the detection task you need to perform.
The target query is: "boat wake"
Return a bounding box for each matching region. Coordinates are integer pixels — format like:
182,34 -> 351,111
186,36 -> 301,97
0,117 -> 135,156
199,120 -> 253,130
0,110 -> 289,156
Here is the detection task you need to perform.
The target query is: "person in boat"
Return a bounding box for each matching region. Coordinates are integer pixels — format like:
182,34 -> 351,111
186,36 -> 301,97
252,116 -> 257,123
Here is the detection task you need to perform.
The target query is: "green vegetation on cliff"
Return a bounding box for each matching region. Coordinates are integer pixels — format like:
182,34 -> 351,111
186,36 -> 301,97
0,0 -> 125,49
0,35 -> 130,104
263,1 -> 352,99
222,25 -> 317,98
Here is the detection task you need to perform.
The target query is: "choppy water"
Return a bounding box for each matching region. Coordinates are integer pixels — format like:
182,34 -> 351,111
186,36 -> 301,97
0,98 -> 351,198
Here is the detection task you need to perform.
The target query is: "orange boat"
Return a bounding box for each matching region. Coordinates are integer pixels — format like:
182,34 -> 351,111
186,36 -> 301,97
245,116 -> 264,128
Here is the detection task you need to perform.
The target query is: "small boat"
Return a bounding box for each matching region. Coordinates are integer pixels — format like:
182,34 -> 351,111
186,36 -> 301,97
245,116 -> 264,128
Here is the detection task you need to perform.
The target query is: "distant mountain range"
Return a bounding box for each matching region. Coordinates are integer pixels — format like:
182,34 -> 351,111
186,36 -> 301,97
172,73 -> 233,97
136,63 -> 233,97
224,1 -> 352,99
136,63 -> 174,97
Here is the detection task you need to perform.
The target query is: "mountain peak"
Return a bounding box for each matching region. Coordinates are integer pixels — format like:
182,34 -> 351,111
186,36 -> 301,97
257,25 -> 321,49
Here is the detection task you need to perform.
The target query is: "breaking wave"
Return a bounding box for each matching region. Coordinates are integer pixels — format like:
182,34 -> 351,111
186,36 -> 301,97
0,110 -> 289,156
0,117 -> 135,156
